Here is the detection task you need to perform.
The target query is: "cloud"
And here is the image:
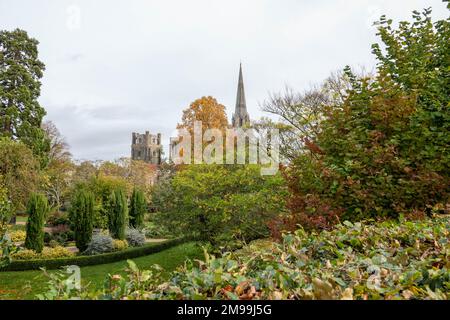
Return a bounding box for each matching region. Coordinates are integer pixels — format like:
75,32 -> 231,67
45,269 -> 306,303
1,0 -> 448,160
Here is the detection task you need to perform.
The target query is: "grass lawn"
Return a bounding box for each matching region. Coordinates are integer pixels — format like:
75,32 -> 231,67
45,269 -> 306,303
0,242 -> 203,300
15,216 -> 28,223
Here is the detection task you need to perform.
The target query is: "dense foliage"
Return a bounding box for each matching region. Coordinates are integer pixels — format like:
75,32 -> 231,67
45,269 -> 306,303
1,239 -> 184,271
125,228 -> 146,247
0,176 -> 11,235
69,189 -> 94,252
152,164 -> 288,248
39,216 -> 449,300
84,234 -> 114,256
277,8 -> 450,232
129,188 -> 146,229
0,138 -> 40,213
108,188 -> 128,240
0,29 -> 50,167
24,193 -> 48,253
11,246 -> 74,260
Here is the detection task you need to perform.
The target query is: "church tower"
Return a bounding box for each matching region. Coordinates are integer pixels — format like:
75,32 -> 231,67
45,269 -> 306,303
232,63 -> 250,127
131,131 -> 162,165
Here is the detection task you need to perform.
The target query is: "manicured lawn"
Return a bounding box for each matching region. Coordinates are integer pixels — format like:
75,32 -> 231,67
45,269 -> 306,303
15,216 -> 28,223
0,242 -> 203,300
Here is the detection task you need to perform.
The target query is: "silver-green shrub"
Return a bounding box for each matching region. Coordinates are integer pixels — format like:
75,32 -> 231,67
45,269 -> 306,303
125,228 -> 145,247
83,234 -> 114,255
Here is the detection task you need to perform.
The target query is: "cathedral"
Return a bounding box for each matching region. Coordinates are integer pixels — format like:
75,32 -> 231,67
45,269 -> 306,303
132,64 -> 251,164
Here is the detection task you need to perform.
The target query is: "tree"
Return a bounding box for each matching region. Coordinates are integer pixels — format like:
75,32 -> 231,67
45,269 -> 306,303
24,193 -> 48,252
277,7 -> 450,233
70,189 -> 94,252
98,158 -> 157,196
73,160 -> 99,185
153,164 -> 287,248
41,121 -> 73,209
0,29 -> 50,167
108,188 -> 128,240
0,137 -> 40,213
0,175 -> 11,238
42,121 -> 71,162
261,71 -> 354,162
129,188 -> 146,229
177,96 -> 228,133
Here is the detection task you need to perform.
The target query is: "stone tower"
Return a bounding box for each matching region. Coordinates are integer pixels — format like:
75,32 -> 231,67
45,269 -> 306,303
231,63 -> 250,127
131,131 -> 162,164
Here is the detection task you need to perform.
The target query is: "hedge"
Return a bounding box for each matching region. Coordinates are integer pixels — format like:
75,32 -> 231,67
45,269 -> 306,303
0,238 -> 187,272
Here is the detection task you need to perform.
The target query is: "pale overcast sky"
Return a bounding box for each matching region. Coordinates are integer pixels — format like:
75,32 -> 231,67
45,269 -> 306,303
0,0 -> 448,161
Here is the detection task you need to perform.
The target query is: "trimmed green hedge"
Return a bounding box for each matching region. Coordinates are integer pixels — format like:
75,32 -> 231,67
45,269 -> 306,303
1,238 -> 186,272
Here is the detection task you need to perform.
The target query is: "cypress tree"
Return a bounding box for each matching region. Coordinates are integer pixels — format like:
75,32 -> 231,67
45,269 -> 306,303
24,193 -> 48,252
129,188 -> 146,229
70,189 -> 94,252
108,188 -> 127,240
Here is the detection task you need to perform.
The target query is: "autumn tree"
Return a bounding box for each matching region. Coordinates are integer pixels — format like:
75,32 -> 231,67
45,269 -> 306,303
0,29 -> 50,167
177,96 -> 228,133
276,7 -> 450,234
176,96 -> 229,161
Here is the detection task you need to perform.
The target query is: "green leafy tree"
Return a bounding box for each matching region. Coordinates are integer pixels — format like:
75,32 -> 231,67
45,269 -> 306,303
108,188 -> 128,240
24,193 -> 48,252
0,137 -> 40,213
153,164 -> 287,248
129,188 -> 146,229
70,189 -> 94,252
89,175 -> 129,229
0,29 -> 50,167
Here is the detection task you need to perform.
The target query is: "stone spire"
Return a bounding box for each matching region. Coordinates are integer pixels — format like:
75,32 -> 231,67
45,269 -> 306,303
232,63 -> 250,127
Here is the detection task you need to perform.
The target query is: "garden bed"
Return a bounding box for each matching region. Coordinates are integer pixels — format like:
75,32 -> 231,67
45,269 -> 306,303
1,238 -> 186,272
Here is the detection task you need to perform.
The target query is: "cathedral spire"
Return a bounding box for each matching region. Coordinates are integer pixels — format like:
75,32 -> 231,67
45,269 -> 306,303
232,63 -> 250,127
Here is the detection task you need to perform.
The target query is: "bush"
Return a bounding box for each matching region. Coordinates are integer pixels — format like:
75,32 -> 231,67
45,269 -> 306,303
108,189 -> 128,240
48,240 -> 59,248
11,246 -> 75,261
0,177 -> 11,236
83,234 -> 114,255
276,9 -> 450,232
46,211 -> 70,227
10,249 -> 37,260
25,193 -> 48,253
112,239 -> 128,251
144,219 -> 173,239
48,225 -> 74,245
125,228 -> 146,247
69,189 -> 94,251
36,216 -> 449,300
129,188 -> 146,229
83,176 -> 130,229
152,164 -> 288,248
8,230 -> 26,242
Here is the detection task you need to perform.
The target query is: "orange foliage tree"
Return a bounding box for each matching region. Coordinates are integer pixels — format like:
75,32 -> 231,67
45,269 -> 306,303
177,96 -> 228,133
